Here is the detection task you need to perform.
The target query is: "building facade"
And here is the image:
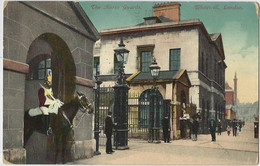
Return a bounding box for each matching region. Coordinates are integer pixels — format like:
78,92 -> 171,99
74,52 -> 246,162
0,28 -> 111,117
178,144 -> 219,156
95,2 -> 226,134
225,82 -> 236,121
3,2 -> 99,163
127,69 -> 193,139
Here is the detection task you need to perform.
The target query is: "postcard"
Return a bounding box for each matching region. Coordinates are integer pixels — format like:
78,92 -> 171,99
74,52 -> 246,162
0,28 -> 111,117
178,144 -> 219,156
2,1 -> 259,165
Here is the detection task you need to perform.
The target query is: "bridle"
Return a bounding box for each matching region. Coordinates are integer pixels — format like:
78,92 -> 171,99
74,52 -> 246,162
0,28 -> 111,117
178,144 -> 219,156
78,94 -> 92,113
62,94 -> 92,129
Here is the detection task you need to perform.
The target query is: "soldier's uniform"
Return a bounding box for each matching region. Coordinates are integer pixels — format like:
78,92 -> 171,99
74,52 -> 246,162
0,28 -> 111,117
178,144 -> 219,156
38,69 -> 63,135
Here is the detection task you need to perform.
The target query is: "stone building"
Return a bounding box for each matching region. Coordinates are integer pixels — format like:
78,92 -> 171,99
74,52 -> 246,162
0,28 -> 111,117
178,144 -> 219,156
225,82 -> 236,121
3,1 -> 99,163
94,2 -> 226,134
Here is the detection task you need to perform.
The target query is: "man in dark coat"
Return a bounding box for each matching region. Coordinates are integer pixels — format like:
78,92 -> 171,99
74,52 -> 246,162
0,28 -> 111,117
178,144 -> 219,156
162,116 -> 170,143
232,119 -> 237,136
105,111 -> 114,154
209,119 -> 216,141
192,119 -> 199,141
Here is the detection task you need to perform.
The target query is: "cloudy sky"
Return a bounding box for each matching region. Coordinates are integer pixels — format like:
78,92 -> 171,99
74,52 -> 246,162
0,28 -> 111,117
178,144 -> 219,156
80,1 -> 259,104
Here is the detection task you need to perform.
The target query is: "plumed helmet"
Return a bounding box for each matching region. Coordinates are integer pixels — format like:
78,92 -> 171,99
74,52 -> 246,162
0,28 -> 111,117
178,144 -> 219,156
45,69 -> 52,86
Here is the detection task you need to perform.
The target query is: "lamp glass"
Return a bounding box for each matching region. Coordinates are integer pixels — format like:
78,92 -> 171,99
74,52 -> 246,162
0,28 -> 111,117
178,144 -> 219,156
151,67 -> 160,77
123,51 -> 129,64
116,53 -> 123,63
114,48 -> 129,64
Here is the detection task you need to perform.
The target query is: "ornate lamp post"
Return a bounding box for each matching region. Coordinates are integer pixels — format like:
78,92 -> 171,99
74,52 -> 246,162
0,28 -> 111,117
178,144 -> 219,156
113,38 -> 130,150
94,76 -> 102,155
148,57 -> 161,143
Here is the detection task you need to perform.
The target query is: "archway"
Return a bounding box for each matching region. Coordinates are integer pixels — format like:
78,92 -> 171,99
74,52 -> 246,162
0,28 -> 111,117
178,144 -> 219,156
138,89 -> 163,129
24,33 -> 76,164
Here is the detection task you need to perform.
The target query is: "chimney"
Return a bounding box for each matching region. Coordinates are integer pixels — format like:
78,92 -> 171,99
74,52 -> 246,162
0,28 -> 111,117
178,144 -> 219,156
153,2 -> 181,22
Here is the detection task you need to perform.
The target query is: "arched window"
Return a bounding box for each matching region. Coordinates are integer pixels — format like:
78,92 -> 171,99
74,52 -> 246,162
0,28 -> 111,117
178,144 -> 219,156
139,89 -> 163,128
27,54 -> 52,80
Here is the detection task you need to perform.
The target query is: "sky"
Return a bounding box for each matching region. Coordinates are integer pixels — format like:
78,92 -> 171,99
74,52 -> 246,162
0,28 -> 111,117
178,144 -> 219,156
80,1 -> 259,104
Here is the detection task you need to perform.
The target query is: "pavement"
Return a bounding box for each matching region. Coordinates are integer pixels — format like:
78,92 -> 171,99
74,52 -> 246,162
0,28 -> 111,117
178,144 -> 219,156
69,123 -> 259,165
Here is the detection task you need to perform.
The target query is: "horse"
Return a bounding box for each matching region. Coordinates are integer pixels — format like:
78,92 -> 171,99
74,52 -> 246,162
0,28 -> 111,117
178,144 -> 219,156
24,92 -> 94,164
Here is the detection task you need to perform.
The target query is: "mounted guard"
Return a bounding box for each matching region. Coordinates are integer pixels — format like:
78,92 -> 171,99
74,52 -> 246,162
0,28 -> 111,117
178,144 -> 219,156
28,69 -> 64,135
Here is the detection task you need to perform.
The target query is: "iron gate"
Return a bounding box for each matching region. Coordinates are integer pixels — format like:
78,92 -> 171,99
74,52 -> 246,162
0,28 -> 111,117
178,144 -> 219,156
97,87 -> 170,140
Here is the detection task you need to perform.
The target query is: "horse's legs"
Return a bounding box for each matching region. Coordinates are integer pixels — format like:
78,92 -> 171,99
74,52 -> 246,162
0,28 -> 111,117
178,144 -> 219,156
61,133 -> 66,164
54,135 -> 62,164
23,127 -> 33,147
54,136 -> 58,164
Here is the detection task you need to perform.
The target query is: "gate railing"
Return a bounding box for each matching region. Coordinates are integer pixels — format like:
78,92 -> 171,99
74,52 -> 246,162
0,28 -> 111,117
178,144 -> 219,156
128,92 -> 150,139
97,87 -> 164,140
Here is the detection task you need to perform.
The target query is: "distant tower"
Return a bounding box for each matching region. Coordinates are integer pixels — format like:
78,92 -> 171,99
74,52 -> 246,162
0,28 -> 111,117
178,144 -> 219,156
233,72 -> 238,106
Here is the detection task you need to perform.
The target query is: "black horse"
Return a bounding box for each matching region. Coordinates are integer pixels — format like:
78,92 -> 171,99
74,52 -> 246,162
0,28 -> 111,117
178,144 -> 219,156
24,92 -> 94,163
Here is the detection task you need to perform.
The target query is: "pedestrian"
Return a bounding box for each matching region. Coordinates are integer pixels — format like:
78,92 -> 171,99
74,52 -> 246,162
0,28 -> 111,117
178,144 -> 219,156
104,111 -> 115,154
232,119 -> 237,136
239,120 -> 242,132
226,125 -> 231,136
237,124 -> 240,135
192,118 -> 199,141
217,119 -> 222,135
162,116 -> 170,143
208,119 -> 216,142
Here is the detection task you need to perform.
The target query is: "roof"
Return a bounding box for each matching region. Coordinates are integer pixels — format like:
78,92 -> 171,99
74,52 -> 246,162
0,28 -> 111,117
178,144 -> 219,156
225,82 -> 233,90
137,16 -> 174,26
127,69 -> 191,87
100,18 -> 225,60
71,2 -> 100,41
209,33 -> 226,61
21,2 -> 100,42
210,33 -> 221,41
101,19 -> 201,35
133,70 -> 179,81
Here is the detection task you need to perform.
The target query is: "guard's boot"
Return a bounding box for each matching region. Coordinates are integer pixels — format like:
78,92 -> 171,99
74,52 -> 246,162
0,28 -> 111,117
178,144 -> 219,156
44,115 -> 52,136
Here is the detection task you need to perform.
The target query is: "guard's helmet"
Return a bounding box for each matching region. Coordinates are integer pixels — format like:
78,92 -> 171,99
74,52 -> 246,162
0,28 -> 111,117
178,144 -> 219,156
45,69 -> 52,87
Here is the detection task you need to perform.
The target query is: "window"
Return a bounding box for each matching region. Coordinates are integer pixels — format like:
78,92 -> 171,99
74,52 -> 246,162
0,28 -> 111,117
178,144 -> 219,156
144,17 -> 161,25
93,57 -> 100,76
28,55 -> 51,80
141,51 -> 151,72
114,54 -> 121,74
169,48 -> 181,70
137,45 -> 154,72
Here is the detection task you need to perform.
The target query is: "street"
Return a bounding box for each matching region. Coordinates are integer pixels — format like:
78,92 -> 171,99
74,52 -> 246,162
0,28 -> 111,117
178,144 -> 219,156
70,123 -> 258,165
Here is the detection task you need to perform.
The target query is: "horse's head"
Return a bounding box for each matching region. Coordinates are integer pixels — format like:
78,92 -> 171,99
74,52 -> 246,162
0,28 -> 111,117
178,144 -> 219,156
76,92 -> 94,114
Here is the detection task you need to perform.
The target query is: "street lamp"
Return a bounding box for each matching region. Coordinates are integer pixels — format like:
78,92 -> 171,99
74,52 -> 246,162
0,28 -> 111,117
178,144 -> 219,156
149,57 -> 161,143
150,57 -> 160,81
113,38 -> 130,150
94,76 -> 102,155
114,38 -> 130,85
